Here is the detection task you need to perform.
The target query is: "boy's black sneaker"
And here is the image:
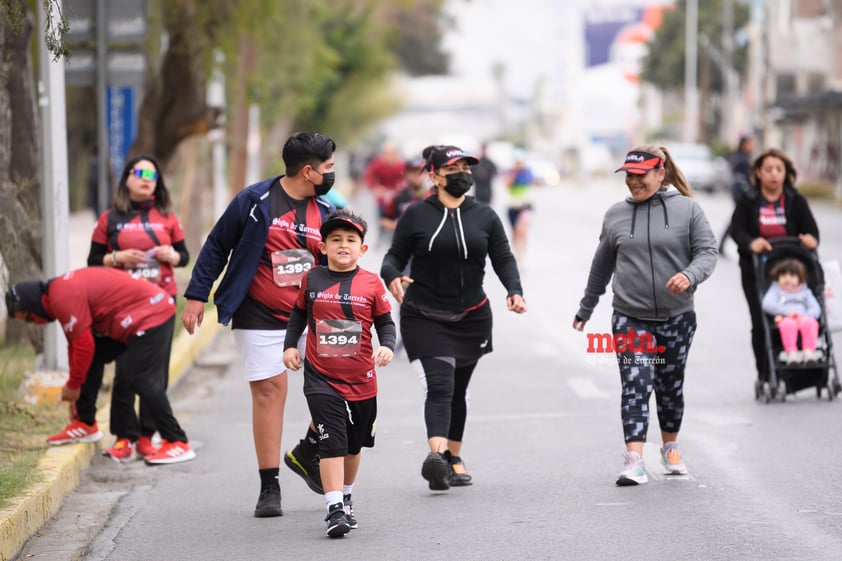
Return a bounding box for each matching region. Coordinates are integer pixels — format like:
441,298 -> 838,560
421,452 -> 450,491
325,503 -> 350,538
444,450 -> 473,486
343,493 -> 358,529
284,442 -> 323,494
254,486 -> 282,518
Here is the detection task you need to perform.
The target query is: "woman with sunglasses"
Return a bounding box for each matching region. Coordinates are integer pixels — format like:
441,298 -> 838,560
81,154 -> 190,461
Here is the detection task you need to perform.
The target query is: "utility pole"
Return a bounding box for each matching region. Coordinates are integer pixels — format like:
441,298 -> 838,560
37,1 -> 70,370
684,0 -> 699,143
722,0 -> 737,142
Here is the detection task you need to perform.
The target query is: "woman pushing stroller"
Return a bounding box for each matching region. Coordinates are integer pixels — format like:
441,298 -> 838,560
729,148 -> 820,385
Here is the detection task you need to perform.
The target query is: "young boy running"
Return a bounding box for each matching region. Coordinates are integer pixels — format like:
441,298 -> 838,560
283,209 -> 395,538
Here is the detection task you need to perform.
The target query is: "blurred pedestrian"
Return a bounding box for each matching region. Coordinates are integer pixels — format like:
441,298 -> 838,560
283,210 -> 395,537
719,135 -> 755,254
181,132 -> 337,518
729,148 -> 819,390
381,144 -> 526,491
505,153 -> 534,264
472,142 -> 498,205
378,156 -> 430,235
6,268 -> 196,465
362,140 -> 406,246
87,154 -> 190,461
573,144 -> 717,486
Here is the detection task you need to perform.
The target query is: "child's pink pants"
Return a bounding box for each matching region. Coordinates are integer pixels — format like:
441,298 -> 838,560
778,315 -> 819,352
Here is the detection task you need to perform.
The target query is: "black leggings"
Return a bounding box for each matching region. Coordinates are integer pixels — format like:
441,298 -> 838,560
612,312 -> 697,443
416,357 -> 477,442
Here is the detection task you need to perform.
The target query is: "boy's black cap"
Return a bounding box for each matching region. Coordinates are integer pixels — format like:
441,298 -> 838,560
320,214 -> 367,240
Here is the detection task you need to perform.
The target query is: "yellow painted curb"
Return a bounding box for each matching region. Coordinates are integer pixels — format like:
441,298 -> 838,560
0,311 -> 222,561
0,443 -> 95,561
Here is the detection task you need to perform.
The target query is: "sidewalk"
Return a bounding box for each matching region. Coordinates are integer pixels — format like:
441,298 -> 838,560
0,211 -> 221,561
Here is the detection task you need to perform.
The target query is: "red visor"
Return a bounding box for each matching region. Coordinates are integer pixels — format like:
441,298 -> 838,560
615,151 -> 663,174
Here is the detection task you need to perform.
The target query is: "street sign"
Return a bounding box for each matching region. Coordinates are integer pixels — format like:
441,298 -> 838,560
64,48 -> 146,87
64,0 -> 147,86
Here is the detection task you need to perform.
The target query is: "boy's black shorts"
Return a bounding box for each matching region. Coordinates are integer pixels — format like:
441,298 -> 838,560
305,393 -> 376,458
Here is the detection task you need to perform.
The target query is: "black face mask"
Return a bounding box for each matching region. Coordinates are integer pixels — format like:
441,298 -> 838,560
311,170 -> 335,196
442,172 -> 473,198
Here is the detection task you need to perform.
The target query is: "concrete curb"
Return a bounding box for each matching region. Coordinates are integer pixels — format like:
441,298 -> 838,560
0,311 -> 221,561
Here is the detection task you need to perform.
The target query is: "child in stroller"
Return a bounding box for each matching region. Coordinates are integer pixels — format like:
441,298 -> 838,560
762,258 -> 822,364
752,238 -> 840,401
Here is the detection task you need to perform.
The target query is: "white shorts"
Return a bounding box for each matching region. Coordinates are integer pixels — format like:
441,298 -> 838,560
232,328 -> 306,382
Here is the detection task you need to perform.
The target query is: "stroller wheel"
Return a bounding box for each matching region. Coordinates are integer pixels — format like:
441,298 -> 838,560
775,379 -> 787,402
826,379 -> 836,402
762,382 -> 773,403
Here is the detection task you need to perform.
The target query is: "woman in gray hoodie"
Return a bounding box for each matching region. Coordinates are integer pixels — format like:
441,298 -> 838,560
573,144 -> 717,486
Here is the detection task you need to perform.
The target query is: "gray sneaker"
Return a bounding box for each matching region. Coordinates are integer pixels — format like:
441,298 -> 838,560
616,450 -> 648,486
660,442 -> 688,475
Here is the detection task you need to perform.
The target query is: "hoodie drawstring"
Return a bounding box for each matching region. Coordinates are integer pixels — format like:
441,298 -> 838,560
428,207 -> 449,253
428,206 -> 468,260
629,194 -> 671,238
455,208 -> 468,259
657,193 -> 670,229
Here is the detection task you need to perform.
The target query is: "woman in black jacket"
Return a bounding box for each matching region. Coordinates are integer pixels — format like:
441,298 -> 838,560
381,144 -> 527,491
730,148 -> 819,390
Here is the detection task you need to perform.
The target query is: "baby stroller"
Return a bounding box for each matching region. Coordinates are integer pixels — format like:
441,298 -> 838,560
752,237 -> 841,402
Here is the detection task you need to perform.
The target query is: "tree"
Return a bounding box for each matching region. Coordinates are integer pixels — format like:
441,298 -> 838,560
640,0 -> 750,141
0,0 -> 63,347
385,0 -> 451,77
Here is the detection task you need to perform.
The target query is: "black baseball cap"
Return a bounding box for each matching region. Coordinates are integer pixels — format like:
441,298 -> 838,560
5,280 -> 49,323
320,214 -> 367,241
426,146 -> 479,172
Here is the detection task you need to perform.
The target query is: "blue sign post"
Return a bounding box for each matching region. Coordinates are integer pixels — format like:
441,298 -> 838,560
106,86 -> 137,182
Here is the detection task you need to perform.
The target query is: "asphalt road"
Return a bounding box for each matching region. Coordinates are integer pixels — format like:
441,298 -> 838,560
19,178 -> 842,561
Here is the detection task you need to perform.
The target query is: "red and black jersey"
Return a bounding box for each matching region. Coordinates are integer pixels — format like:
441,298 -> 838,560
43,268 -> 175,343
294,266 -> 393,401
92,208 -> 185,296
41,268 -> 176,389
240,186 -> 326,327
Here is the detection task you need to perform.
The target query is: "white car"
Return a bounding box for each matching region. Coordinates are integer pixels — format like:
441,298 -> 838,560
666,142 -> 732,194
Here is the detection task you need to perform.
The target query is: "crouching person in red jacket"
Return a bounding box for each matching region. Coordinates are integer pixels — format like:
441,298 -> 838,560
5,267 -> 195,465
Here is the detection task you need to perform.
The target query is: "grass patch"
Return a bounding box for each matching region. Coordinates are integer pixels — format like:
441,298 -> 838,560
0,343 -> 70,509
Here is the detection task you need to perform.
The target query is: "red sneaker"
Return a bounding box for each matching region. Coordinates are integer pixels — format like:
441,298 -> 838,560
102,438 -> 133,462
135,436 -> 159,457
47,420 -> 103,445
144,441 -> 196,465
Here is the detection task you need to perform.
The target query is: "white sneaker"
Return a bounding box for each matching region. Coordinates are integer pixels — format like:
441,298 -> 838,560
785,351 -> 801,364
660,442 -> 688,475
616,450 -> 648,486
802,349 -> 820,363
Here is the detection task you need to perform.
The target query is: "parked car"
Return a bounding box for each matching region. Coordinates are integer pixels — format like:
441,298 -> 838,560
666,142 -> 732,194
